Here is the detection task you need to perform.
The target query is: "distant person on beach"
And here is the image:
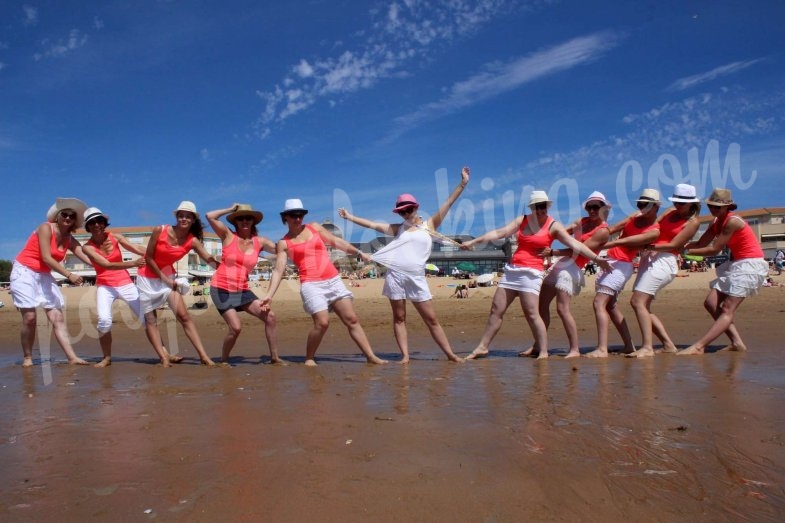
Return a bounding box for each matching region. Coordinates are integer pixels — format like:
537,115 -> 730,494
262,199 -> 386,366
585,189 -> 661,358
136,201 -> 217,366
9,198 -> 91,367
451,284 -> 469,299
461,190 -> 611,360
679,188 -> 769,355
205,204 -> 283,365
525,191 -> 611,359
627,184 -> 701,358
338,167 -> 469,363
774,249 -> 785,275
80,207 -> 147,367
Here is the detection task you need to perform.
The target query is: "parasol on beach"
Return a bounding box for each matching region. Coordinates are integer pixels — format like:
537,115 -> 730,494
456,261 -> 477,272
425,263 -> 439,274
476,273 -> 494,285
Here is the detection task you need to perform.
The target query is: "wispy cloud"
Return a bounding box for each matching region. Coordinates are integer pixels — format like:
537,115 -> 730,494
667,58 -> 764,92
254,0 -> 528,139
22,5 -> 38,27
0,62 -> 6,73
33,29 -> 89,61
387,31 -> 621,141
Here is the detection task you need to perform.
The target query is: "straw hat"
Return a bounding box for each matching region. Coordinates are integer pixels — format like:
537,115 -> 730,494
173,201 -> 200,219
668,184 -> 700,203
636,188 -> 661,203
280,198 -> 309,216
705,188 -> 737,210
46,197 -> 88,228
227,204 -> 263,225
582,190 -> 611,209
83,207 -> 109,226
392,193 -> 420,213
527,190 -> 552,208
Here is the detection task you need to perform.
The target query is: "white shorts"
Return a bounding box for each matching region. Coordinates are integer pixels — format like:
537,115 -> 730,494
137,275 -> 174,314
300,275 -> 353,315
9,261 -> 65,309
711,258 -> 769,298
498,264 -> 545,295
543,258 -> 584,297
383,270 -> 432,302
96,283 -> 144,333
595,259 -> 635,296
633,253 -> 678,297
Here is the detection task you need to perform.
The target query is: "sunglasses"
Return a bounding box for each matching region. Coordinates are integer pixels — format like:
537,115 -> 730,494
533,203 -> 548,211
60,211 -> 77,220
397,207 -> 416,216
286,212 -> 305,219
585,204 -> 603,211
707,204 -> 722,211
235,216 -> 255,222
87,218 -> 107,227
636,201 -> 656,210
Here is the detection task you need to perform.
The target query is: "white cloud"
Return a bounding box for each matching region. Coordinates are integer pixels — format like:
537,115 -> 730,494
200,148 -> 211,161
667,58 -> 764,92
93,16 -> 105,30
255,0 -> 527,138
33,29 -> 89,61
23,5 -> 38,27
387,31 -> 621,139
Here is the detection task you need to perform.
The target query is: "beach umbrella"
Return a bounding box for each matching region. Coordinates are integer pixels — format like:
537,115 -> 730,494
425,263 -> 439,274
476,273 -> 494,285
683,254 -> 704,261
456,261 -> 477,272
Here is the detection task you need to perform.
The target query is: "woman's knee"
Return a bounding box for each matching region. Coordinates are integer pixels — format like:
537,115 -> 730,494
97,316 -> 113,334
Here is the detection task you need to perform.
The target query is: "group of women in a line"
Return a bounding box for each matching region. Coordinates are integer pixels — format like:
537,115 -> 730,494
9,170 -> 768,367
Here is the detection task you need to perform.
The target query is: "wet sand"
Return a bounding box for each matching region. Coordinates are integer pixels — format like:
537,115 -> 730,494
1,273 -> 784,521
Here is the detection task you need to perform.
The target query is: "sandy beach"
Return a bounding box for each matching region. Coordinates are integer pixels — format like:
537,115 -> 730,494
1,271 -> 784,521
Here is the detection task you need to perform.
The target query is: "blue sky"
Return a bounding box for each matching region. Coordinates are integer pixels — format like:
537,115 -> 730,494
2,0 -> 784,258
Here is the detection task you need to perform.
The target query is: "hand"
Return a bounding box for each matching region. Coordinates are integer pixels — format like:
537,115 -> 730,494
459,240 -> 474,251
337,207 -> 349,219
460,166 -> 470,186
133,257 -> 146,267
231,203 -> 241,212
359,252 -> 372,263
597,259 -> 612,272
260,296 -> 272,308
537,247 -> 552,258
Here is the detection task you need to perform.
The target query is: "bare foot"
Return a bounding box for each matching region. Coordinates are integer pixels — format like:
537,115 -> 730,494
304,359 -> 318,367
465,348 -> 489,360
720,342 -> 748,352
268,357 -> 289,366
22,357 -> 34,368
536,350 -> 549,360
94,357 -> 112,368
583,348 -> 609,358
367,356 -> 388,365
398,357 -> 410,365
660,341 -> 678,353
677,345 -> 704,355
448,355 -> 465,363
219,361 -> 231,367
68,357 -> 90,365
564,350 -> 581,359
201,358 -> 216,366
626,347 -> 655,358
169,354 -> 184,364
158,360 -> 172,368
518,345 -> 535,357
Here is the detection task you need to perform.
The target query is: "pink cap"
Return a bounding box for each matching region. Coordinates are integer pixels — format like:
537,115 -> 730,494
392,193 -> 420,213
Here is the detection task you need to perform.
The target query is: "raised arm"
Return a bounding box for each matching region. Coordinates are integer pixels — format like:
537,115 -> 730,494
460,215 -> 524,250
338,208 -> 396,236
428,166 -> 470,230
205,205 -> 237,242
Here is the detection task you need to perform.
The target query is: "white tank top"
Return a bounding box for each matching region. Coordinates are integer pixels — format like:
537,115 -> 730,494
372,224 -> 433,276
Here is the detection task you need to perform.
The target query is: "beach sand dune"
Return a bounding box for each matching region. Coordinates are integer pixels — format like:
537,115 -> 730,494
1,272 -> 784,520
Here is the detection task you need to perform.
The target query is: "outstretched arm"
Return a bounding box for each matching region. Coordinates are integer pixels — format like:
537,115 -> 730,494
687,217 -> 742,256
429,166 -> 470,230
82,242 -> 145,270
338,208 -> 396,236
313,222 -> 364,257
191,239 -> 218,268
461,215 -> 524,250
552,223 -> 611,271
115,233 -> 147,256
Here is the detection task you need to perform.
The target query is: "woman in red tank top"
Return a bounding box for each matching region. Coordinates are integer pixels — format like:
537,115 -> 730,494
138,201 -> 218,367
679,188 -> 768,355
462,191 -> 610,360
262,199 -> 386,366
206,203 -> 283,364
628,184 -> 701,358
9,198 -> 91,367
80,207 -> 148,367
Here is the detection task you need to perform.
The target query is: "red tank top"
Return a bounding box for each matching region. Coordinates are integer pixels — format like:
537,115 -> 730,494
88,233 -> 133,287
510,216 -> 554,271
284,224 -> 339,282
713,213 -> 763,260
15,223 -> 70,273
608,218 -> 659,262
137,225 -> 194,279
654,210 -> 689,255
573,218 -> 609,269
211,236 -> 260,292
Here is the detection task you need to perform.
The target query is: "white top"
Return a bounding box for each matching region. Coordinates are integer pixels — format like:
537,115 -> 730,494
372,223 -> 433,276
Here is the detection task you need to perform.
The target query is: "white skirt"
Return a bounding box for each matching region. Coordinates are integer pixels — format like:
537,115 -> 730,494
137,275 -> 174,314
543,258 -> 585,297
498,264 -> 545,295
595,259 -> 634,296
633,252 -> 678,297
9,261 -> 65,309
711,258 -> 769,298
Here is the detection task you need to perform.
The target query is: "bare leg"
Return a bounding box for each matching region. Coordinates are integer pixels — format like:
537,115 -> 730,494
305,310 -> 330,366
521,284 -> 556,356
467,287 -> 518,359
332,299 -> 386,364
554,289 -> 580,358
389,299 -> 410,363
95,332 -> 112,367
171,294 -> 215,365
243,300 -> 284,364
519,291 -> 548,359
629,290 -> 655,358
44,308 -> 88,365
586,292 -> 613,358
651,313 -> 678,352
608,301 -> 635,354
681,294 -> 746,355
218,308 -> 242,363
143,311 -> 173,367
411,300 -> 463,362
703,289 -> 747,351
19,308 -> 36,367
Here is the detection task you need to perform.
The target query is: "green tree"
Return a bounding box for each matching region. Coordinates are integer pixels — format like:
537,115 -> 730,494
0,259 -> 11,283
